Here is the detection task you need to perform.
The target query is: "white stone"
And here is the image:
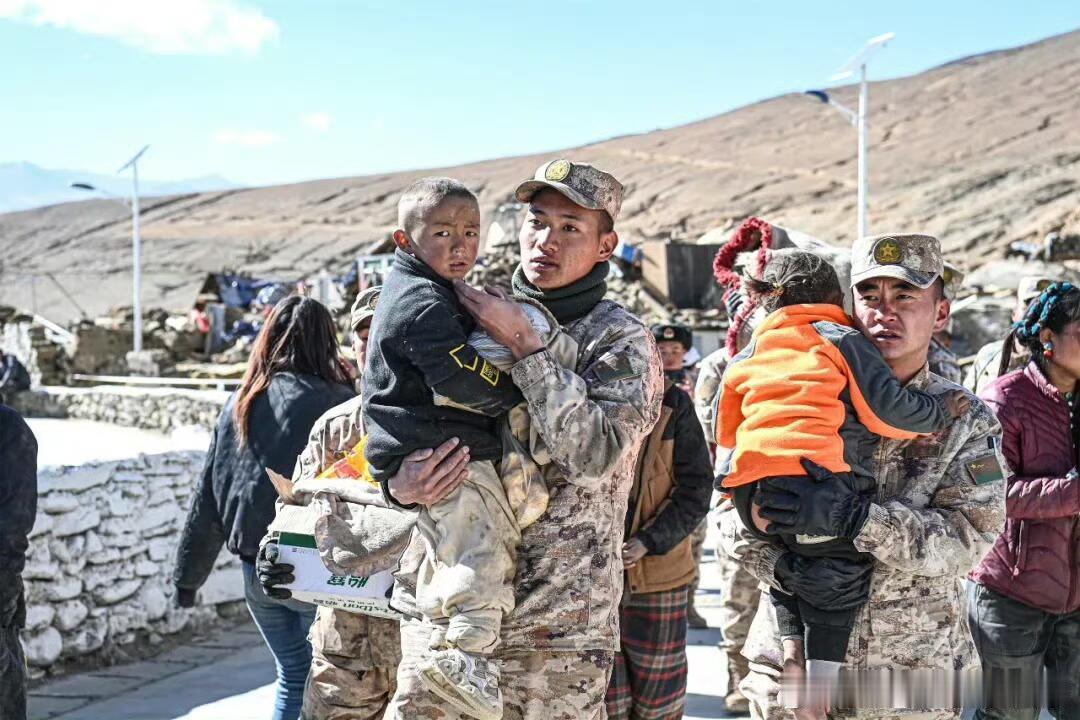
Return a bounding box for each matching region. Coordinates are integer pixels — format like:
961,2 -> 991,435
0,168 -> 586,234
137,504 -> 178,533
54,600 -> 90,632
28,513 -> 53,539
197,566 -> 245,605
106,495 -> 136,518
22,626 -> 63,666
146,488 -> 175,507
38,464 -> 111,494
140,585 -> 169,621
45,578 -> 83,602
24,604 -> 55,631
49,534 -> 85,564
52,508 -> 101,538
134,560 -> 159,578
148,537 -> 173,562
63,615 -> 108,656
22,560 -> 60,580
41,492 -> 81,514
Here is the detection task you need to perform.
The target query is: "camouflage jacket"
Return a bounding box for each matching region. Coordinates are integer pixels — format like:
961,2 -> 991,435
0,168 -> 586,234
965,340 -> 1030,395
499,299 -> 663,651
928,337 -> 961,385
722,367 -> 1007,670
692,348 -> 729,444
288,394 -> 403,667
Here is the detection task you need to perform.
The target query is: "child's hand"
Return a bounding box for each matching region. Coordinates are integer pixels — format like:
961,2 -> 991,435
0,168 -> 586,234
943,390 -> 971,418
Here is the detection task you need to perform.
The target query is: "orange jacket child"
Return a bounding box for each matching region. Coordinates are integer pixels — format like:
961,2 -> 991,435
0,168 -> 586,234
717,304 -> 953,488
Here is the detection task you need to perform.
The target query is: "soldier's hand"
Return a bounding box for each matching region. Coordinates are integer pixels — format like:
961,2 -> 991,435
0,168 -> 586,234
256,541 -> 295,600
754,459 -> 872,539
773,554 -> 874,611
387,437 -> 471,506
942,390 -> 971,418
621,538 -> 649,569
454,280 -> 544,360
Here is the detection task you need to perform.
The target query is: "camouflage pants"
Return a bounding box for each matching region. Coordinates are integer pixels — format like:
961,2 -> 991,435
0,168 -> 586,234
415,460 -> 519,654
687,519 -> 708,600
386,618 -> 613,719
716,544 -> 760,654
300,606 -> 401,720
0,624 -> 26,720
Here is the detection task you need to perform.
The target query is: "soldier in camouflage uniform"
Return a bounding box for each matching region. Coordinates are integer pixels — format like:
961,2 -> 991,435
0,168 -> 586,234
927,262 -> 963,384
965,275 -> 1055,394
694,347 -> 760,713
280,287 -> 408,720
720,234 -> 1007,719
384,159 -> 664,720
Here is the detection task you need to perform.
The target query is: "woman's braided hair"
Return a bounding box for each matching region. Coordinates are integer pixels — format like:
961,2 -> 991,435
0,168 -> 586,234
999,281 -> 1080,378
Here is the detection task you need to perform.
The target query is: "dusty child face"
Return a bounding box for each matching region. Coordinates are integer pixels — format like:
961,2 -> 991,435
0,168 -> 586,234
403,196 -> 481,281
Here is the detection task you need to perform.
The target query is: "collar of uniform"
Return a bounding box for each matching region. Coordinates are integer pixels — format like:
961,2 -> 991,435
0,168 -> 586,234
905,363 -> 931,389
393,248 -> 454,289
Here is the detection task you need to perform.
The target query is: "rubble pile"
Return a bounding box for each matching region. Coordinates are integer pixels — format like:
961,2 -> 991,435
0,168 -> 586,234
0,308 -> 70,386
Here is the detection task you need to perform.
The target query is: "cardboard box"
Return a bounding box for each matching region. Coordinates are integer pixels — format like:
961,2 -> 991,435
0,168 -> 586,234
268,502 -> 399,619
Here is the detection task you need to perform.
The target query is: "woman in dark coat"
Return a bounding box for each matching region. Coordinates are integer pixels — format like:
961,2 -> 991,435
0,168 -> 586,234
174,295 -> 355,720
968,282 -> 1080,720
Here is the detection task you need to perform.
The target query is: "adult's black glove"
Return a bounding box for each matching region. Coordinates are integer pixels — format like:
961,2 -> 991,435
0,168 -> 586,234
773,553 -> 874,611
174,587 -> 198,609
754,458 -> 873,540
256,541 -> 295,601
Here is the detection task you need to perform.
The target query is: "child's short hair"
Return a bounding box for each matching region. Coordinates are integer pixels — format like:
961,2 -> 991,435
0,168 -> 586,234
397,177 -> 478,239
744,248 -> 843,314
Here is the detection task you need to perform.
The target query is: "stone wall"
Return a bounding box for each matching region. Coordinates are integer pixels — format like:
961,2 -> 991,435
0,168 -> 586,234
20,451 -> 245,679
12,385 -> 228,433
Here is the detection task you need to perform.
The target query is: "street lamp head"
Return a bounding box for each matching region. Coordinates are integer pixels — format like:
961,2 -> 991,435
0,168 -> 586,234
804,90 -> 830,104
71,182 -> 97,191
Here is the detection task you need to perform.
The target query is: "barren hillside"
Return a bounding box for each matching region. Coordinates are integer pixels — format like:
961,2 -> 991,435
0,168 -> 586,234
3,29 -> 1079,323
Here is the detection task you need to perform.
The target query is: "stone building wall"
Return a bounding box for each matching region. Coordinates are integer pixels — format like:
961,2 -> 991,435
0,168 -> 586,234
12,385 -> 228,433
19,450 -> 245,678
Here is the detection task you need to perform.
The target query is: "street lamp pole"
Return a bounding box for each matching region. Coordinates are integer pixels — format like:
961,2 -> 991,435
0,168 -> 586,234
806,32 -> 893,240
118,145 -> 149,353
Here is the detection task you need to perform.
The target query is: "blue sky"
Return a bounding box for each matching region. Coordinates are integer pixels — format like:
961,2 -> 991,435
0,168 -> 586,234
1,1 -> 1076,187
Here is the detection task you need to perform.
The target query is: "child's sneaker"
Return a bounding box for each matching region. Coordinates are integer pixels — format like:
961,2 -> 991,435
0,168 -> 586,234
418,647 -> 503,720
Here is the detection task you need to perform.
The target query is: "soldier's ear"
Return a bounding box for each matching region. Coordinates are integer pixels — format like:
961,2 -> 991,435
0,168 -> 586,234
932,296 -> 951,334
597,229 -> 618,262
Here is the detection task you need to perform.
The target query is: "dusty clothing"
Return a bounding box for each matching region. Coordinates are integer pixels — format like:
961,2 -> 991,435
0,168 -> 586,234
718,304 -> 952,487
175,373 -> 354,588
970,363 -> 1080,614
0,406 -> 36,720
693,348 -> 728,448
411,459 -> 519,653
928,337 -> 962,384
387,618 -> 612,720
627,383 -> 713,594
606,586 -> 689,720
303,606 -> 400,720
721,368 -> 1007,718
966,340 -> 1029,395
362,249 -> 522,482
289,395 -> 405,720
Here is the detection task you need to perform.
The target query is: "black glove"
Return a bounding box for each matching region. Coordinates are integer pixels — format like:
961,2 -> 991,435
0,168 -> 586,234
256,541 -> 295,601
754,458 -> 872,540
174,587 -> 198,609
773,553 -> 874,611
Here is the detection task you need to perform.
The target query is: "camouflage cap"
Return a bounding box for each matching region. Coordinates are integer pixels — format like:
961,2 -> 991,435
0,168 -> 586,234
942,261 -> 965,300
350,285 -> 381,331
1017,275 -> 1056,304
850,233 -> 943,289
515,159 -> 624,222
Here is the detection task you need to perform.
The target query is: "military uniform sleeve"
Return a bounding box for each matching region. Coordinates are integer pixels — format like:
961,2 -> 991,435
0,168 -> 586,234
693,355 -> 724,442
716,501 -> 785,592
510,322 -> 662,488
405,302 -> 522,416
292,413 -> 334,484
853,397 -> 1007,576
637,387 -> 713,555
984,394 -> 1080,520
829,328 -> 952,437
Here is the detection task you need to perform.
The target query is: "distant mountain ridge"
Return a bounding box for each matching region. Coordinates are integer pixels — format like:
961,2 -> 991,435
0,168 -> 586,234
0,162 -> 237,213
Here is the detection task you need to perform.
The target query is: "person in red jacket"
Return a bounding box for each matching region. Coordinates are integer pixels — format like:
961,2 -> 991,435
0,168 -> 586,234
969,281 -> 1080,720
